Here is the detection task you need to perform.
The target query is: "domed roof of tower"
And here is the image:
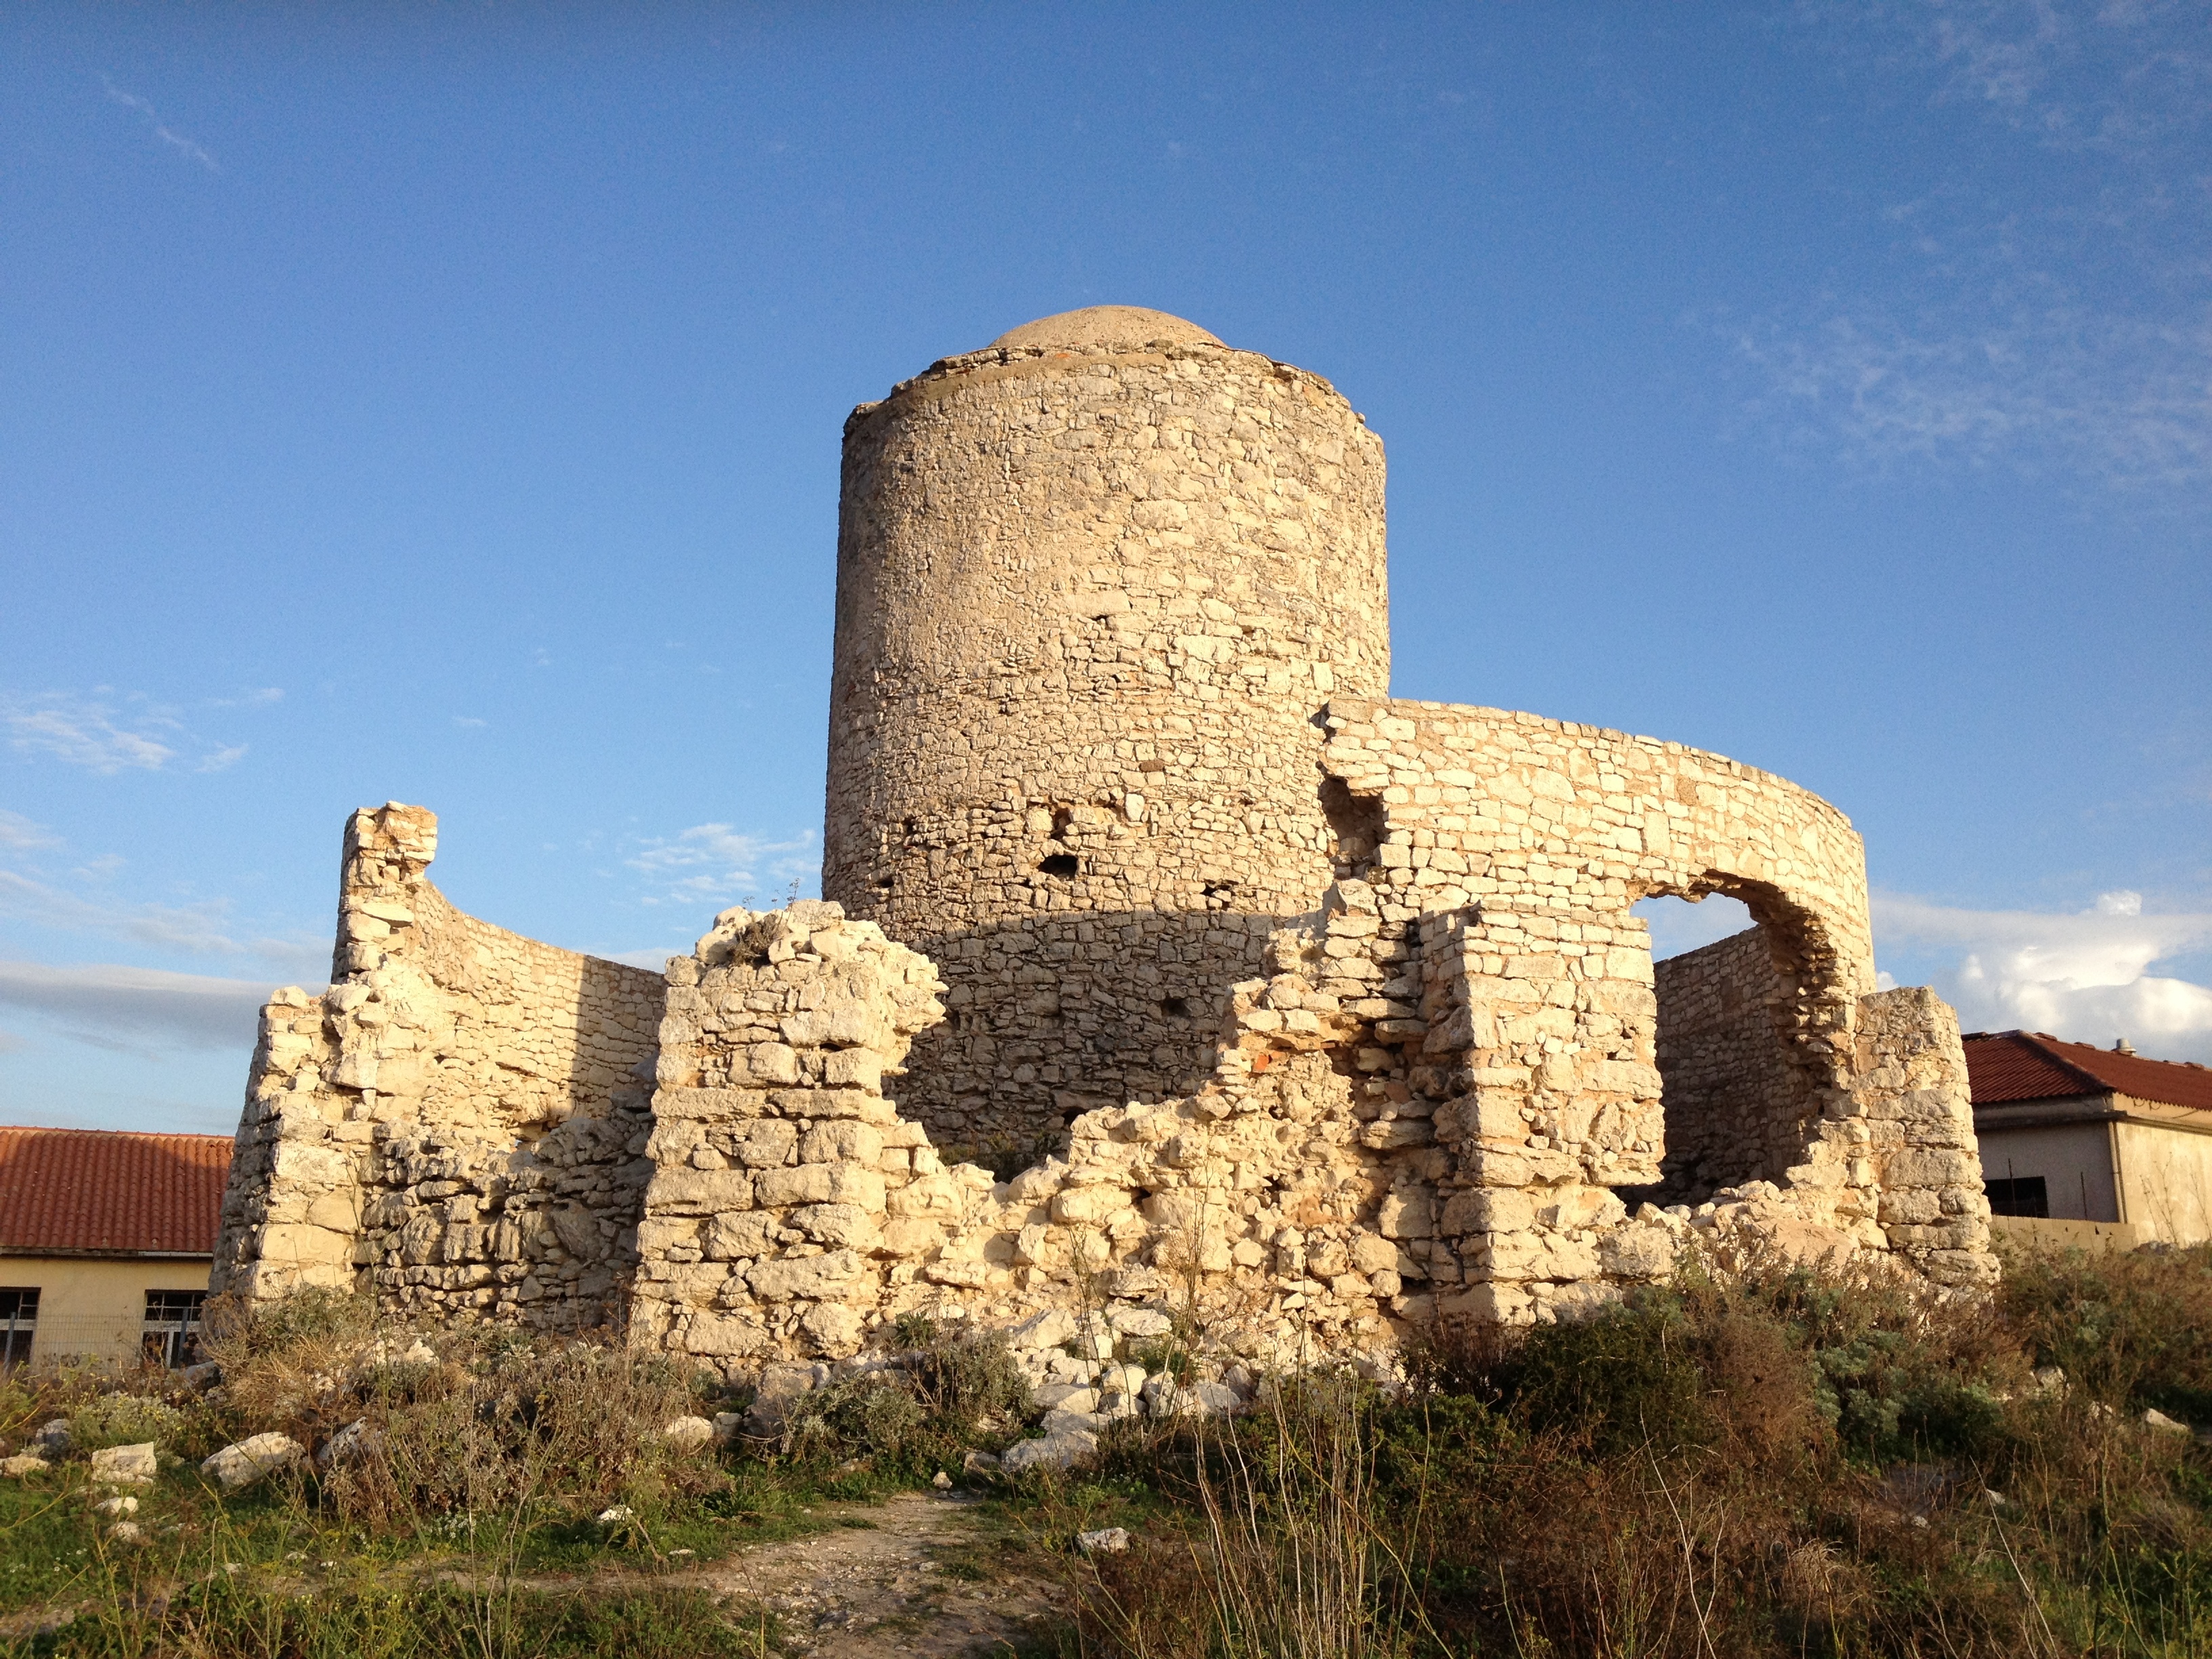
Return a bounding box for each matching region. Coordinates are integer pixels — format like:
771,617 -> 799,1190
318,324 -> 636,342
989,306 -> 1223,353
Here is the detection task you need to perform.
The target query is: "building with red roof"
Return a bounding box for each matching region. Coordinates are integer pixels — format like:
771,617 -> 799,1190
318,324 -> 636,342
0,1126 -> 232,1368
1965,1031 -> 2212,1244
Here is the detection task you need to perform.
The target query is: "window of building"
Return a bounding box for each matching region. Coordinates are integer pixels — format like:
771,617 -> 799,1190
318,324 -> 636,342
142,1289 -> 207,1369
1984,1176 -> 2050,1218
0,1288 -> 37,1368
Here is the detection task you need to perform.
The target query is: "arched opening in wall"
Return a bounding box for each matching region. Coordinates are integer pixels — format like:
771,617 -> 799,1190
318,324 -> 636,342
1626,888 -> 1829,1208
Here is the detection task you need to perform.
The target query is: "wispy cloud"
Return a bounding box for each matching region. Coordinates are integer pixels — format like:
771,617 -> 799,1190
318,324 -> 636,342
1746,1 -> 2212,487
1875,888 -> 2212,1061
4,693 -> 176,772
0,869 -> 327,980
2,689 -> 261,776
0,811 -> 60,853
452,716 -> 488,729
1732,308 -> 2212,487
623,823 -> 818,909
100,75 -> 218,172
0,960 -> 283,1055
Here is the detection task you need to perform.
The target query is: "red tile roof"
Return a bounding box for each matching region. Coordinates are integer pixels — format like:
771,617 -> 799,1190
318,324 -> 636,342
1963,1031 -> 2212,1113
0,1127 -> 232,1256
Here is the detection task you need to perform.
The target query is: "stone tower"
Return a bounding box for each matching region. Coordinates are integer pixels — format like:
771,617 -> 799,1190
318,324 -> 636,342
823,306 -> 1391,1155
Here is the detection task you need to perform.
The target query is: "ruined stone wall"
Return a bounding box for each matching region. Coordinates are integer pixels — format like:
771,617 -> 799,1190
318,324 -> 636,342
823,309 -> 1391,1155
628,902 -> 970,1362
1652,926 -> 1820,1204
1849,986 -> 1992,1282
211,805 -> 665,1329
1319,697 -> 1875,1118
220,820 -> 1992,1378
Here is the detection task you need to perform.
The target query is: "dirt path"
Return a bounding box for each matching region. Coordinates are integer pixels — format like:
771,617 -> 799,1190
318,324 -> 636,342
675,1490 -> 1067,1657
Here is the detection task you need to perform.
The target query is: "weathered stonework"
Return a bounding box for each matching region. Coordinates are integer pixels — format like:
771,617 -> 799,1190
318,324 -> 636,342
216,305 -> 1996,1372
211,804 -> 665,1329
1653,928 -> 1818,1205
823,308 -> 1389,1155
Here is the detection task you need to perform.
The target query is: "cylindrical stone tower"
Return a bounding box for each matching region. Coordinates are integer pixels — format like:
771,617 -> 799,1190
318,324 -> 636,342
824,306 -> 1389,1157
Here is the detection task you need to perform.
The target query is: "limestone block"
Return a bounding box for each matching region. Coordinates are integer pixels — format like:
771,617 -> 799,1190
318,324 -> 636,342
89,1443 -> 159,1486
202,1433 -> 305,1492
705,1212 -> 779,1259
1378,1189 -> 1434,1239
1002,1427 -> 1099,1473
1597,1224 -> 1676,1279
754,1166 -> 834,1208
800,1302 -> 865,1355
1052,1185 -> 1132,1225
800,1123 -> 884,1166
879,1216 -> 947,1256
1883,1148 -> 1980,1188
792,1204 -> 882,1249
745,1250 -> 867,1303
733,1120 -> 800,1168
644,1168 -> 756,1215
662,1416 -> 716,1454
683,1313 -> 771,1357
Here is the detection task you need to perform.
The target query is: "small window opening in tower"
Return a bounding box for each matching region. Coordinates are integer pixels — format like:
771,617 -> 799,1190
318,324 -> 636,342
1320,776 -> 1385,879
1039,853 -> 1080,877
1161,996 -> 1192,1018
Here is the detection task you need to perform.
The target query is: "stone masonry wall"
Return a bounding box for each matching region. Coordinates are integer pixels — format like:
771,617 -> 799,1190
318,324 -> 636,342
823,311 -> 1391,1155
628,902 -> 970,1362
1652,926 -> 1820,1205
218,806 -> 1992,1382
211,804 -> 665,1330
1319,697 -> 1873,1153
215,308 -> 1999,1370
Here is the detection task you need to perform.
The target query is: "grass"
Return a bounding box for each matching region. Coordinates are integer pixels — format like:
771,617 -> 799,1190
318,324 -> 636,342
1050,1239 -> 2212,1658
9,1241 -> 2212,1656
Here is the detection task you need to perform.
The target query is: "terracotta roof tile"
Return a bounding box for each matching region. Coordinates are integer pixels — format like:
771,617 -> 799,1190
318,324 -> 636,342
1963,1031 -> 2212,1113
0,1127 -> 232,1256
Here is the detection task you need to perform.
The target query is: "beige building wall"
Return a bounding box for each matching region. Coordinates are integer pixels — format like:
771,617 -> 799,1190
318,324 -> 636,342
1975,1122 -> 2121,1223
2114,1118 -> 2212,1245
0,1256 -> 212,1365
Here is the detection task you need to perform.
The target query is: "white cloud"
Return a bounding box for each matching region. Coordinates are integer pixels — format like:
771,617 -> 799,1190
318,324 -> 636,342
1731,308 -> 2212,488
0,869 -> 327,981
452,716 -> 487,729
1875,888 -> 2212,1061
100,75 -> 218,172
624,824 -> 818,909
2,689 -> 266,775
4,693 -> 176,772
0,811 -> 60,853
1746,1 -> 2212,486
0,960 -> 291,1054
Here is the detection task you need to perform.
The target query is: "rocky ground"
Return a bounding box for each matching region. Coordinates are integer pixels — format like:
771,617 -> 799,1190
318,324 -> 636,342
668,1489 -> 1067,1656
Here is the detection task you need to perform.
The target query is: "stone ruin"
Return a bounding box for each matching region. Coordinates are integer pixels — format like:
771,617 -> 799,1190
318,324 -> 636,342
211,306 -> 1994,1378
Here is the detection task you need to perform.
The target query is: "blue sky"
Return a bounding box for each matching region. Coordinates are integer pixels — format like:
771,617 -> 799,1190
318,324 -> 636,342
2,1 -> 2207,1134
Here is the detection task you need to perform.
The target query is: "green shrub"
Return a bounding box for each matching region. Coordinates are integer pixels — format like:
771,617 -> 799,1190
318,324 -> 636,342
1999,1240 -> 2212,1419
67,1391 -> 185,1452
